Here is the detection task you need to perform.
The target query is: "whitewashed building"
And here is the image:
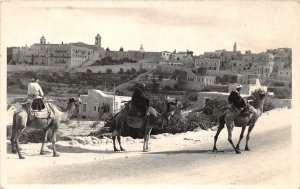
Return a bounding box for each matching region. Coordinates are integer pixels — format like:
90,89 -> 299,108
228,78 -> 267,95
79,89 -> 131,119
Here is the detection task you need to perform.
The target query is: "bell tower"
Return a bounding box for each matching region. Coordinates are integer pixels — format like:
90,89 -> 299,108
140,44 -> 144,52
233,42 -> 237,52
95,34 -> 102,47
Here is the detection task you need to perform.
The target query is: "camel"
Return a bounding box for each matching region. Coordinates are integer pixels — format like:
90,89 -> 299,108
10,98 -> 77,159
111,96 -> 182,152
213,91 -> 266,154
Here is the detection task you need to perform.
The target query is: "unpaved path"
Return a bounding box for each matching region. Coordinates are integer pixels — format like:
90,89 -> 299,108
4,108 -> 296,187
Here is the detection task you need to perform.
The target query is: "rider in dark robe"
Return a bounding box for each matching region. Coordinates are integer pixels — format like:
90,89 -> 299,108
131,83 -> 149,117
228,85 -> 248,113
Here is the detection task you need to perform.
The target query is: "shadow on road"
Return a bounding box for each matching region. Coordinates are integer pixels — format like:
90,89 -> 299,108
47,144 -> 115,154
143,149 -> 236,155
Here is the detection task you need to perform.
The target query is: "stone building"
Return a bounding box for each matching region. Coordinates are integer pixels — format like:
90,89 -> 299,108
162,51 -> 172,60
10,34 -> 104,69
184,70 -> 216,90
277,68 -> 292,81
170,51 -> 193,62
194,58 -> 220,71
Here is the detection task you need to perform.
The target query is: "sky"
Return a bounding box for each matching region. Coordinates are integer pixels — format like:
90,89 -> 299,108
1,1 -> 299,55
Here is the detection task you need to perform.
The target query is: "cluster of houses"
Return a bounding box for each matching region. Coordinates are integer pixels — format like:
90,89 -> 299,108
7,35 -> 292,120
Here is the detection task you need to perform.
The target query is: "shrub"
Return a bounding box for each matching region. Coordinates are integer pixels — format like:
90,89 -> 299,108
119,68 -> 124,74
8,80 -> 15,85
131,68 -> 136,73
203,98 -> 228,123
163,85 -> 173,90
106,68 -> 112,74
90,121 -> 101,129
187,92 -> 198,101
126,69 -> 131,74
272,81 -> 285,87
152,111 -> 213,134
273,87 -> 291,99
263,98 -> 275,112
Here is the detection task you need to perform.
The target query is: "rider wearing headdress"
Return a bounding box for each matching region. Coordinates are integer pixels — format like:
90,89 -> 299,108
131,83 -> 149,117
228,85 -> 248,113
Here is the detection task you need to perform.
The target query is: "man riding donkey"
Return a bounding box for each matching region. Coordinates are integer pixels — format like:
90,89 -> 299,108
27,77 -> 45,110
227,85 -> 251,115
26,77 -> 54,120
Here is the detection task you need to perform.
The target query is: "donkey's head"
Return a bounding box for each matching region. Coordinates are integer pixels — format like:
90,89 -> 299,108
163,96 -> 183,121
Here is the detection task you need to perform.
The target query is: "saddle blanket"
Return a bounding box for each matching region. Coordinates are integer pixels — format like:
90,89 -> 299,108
126,116 -> 145,129
29,109 -> 53,119
29,101 -> 54,119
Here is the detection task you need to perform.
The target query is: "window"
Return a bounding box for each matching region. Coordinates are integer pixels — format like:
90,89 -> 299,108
83,104 -> 86,112
94,106 -> 97,111
114,102 -> 118,110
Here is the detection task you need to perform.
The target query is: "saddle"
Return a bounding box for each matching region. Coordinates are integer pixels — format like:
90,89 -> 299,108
124,101 -> 151,129
223,104 -> 253,117
125,101 -> 146,117
27,98 -> 54,120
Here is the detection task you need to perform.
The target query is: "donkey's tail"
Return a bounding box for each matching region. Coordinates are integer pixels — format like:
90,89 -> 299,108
109,113 -> 117,132
12,113 -> 17,130
219,114 -> 225,127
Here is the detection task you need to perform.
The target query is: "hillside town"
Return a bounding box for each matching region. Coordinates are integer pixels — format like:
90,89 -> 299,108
7,34 -> 292,119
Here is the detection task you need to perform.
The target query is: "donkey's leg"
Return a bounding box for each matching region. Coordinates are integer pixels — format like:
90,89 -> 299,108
117,135 -> 125,151
213,122 -> 225,151
10,129 -> 17,154
245,124 -> 255,151
227,124 -> 241,154
112,130 -> 119,151
143,126 -> 152,152
40,129 -> 49,155
15,131 -> 25,159
236,126 -> 246,150
51,127 -> 60,157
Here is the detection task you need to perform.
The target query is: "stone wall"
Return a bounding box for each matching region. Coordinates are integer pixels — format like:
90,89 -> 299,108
75,62 -> 142,73
269,98 -> 291,108
7,65 -> 62,72
104,51 -> 162,62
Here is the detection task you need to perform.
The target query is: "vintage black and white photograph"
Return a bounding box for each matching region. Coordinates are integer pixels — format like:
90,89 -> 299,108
1,1 -> 300,188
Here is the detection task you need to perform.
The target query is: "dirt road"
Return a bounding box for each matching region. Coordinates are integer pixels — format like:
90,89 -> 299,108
5,108 -> 296,187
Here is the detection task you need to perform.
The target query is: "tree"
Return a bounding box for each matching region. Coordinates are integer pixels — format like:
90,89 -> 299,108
187,50 -> 193,56
126,69 -> 131,74
106,68 -> 112,74
151,79 -> 160,93
163,85 -> 173,90
131,68 -> 136,73
229,75 -> 238,83
119,47 -> 124,51
106,47 -> 110,51
86,69 -> 93,74
119,68 -> 124,74
197,67 -> 207,76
